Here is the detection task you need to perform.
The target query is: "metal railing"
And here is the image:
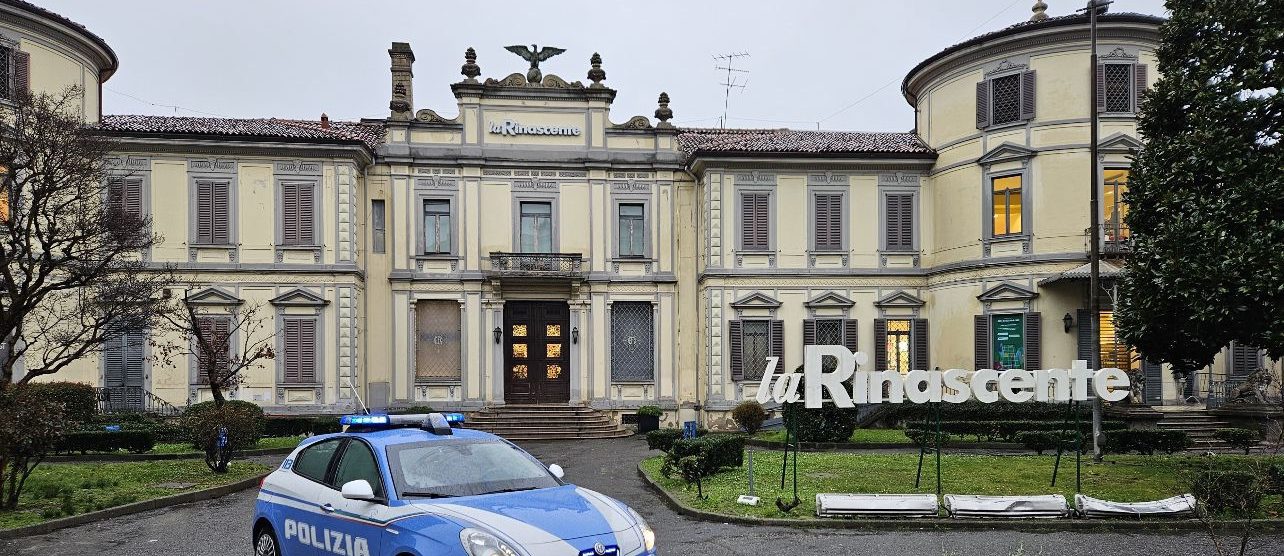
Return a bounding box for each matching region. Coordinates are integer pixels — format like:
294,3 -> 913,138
486,252 -> 584,278
1206,378 -> 1247,409
95,386 -> 182,416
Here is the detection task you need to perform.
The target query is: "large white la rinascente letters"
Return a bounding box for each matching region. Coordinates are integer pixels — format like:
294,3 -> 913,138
754,345 -> 1131,407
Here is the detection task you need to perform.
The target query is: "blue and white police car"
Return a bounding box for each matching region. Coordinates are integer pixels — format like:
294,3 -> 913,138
252,412 -> 657,556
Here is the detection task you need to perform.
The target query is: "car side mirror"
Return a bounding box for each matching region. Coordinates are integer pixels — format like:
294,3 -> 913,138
548,464 -> 565,479
341,479 -> 377,501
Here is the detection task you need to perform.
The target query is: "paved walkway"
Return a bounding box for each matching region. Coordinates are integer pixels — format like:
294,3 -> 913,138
3,437 -> 1271,555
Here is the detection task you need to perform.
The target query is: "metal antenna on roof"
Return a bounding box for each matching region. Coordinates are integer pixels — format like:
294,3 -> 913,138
713,52 -> 750,129
345,375 -> 370,415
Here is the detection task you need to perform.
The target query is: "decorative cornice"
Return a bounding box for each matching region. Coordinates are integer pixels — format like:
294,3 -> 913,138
977,142 -> 1038,166
875,290 -> 927,308
805,291 -> 856,309
977,281 -> 1039,302
729,291 -> 782,309
269,288 -> 330,307
185,287 -> 244,306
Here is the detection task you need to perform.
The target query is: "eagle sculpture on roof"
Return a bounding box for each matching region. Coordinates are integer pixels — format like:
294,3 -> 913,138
504,44 -> 566,84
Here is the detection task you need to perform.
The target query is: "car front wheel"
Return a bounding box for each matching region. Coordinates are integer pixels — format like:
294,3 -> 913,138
254,526 -> 281,556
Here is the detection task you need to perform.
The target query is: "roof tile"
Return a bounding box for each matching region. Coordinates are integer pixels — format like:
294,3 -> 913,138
677,127 -> 934,158
98,115 -> 385,150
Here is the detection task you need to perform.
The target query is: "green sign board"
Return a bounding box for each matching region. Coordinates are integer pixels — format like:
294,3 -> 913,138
991,314 -> 1025,369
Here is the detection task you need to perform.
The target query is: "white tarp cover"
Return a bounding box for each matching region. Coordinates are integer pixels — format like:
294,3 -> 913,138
815,493 -> 940,517
944,494 -> 1069,518
1075,493 -> 1197,518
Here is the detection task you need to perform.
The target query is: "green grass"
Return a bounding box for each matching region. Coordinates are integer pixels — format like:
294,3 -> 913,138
756,428 -> 912,444
151,435 -> 306,455
641,452 -> 1284,520
0,460 -> 270,530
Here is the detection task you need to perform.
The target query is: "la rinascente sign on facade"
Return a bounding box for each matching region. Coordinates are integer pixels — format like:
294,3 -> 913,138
756,346 -> 1131,408
488,119 -> 582,136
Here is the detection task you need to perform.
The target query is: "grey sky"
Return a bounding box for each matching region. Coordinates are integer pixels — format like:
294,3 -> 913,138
45,0 -> 1167,131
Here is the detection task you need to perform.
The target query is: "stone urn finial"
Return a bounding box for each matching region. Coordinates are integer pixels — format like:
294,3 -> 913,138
655,92 -> 674,128
587,52 -> 606,88
461,47 -> 481,82
1030,1 -> 1049,21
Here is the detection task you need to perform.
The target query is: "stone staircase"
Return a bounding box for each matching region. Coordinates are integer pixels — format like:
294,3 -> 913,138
466,405 -> 633,441
1154,408 -> 1241,452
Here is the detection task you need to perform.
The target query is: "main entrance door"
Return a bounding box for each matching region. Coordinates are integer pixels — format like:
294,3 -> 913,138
503,302 -> 570,404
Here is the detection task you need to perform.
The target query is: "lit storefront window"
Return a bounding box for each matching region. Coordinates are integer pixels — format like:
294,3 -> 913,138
1104,169 -> 1130,242
1098,311 -> 1137,370
885,320 -> 912,374
991,175 -> 1023,236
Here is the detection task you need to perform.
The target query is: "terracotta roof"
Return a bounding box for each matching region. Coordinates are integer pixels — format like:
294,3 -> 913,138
99,115 -> 385,151
0,0 -> 118,77
677,128 -> 934,159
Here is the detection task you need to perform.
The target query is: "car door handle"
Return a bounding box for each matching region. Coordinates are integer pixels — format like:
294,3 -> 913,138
320,503 -> 335,513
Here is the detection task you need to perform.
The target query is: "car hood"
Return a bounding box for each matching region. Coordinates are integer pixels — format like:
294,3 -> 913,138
411,485 -> 643,551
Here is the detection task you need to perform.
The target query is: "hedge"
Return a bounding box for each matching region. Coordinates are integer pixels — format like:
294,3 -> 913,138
56,430 -> 156,454
1014,431 -> 1088,455
1103,429 -> 1192,455
783,372 -> 859,442
1192,470 -> 1264,514
1213,428 -> 1260,454
645,427 -> 707,452
263,416 -> 342,437
888,399 -> 1091,424
904,420 -> 1127,442
24,382 -> 98,424
661,433 -> 745,479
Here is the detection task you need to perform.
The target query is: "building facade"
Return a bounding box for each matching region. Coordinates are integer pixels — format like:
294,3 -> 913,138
6,0 -> 1278,425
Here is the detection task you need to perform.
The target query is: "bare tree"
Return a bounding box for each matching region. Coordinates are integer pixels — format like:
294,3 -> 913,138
0,87 -> 170,388
152,289 -> 275,407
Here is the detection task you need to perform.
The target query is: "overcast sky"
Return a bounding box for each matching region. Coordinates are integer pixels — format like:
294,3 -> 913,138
45,0 -> 1168,132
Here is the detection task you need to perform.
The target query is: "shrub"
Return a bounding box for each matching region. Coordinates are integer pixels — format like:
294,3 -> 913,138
905,428 -> 950,447
730,401 -> 768,435
1016,432 -> 1058,455
661,433 -> 745,479
0,385 -> 69,510
1104,429 -> 1191,455
56,430 -> 156,454
310,416 -> 342,435
24,381 -> 98,424
263,416 -> 340,437
388,405 -> 435,415
1213,428 -> 1260,455
646,428 -> 684,451
887,399 -> 1089,425
1266,461 -> 1284,495
905,420 -> 1127,443
636,405 -> 663,418
181,400 -> 265,453
1191,470 -> 1264,514
784,371 -> 858,442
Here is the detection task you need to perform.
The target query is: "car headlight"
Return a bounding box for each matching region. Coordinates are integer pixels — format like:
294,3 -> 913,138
625,506 -> 656,552
459,528 -> 522,556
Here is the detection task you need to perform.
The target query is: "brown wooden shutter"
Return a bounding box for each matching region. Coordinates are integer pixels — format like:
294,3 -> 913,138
843,318 -> 860,354
1019,70 -> 1036,120
814,193 -> 841,250
281,182 -> 298,245
886,193 -> 914,250
299,319 -> 317,382
884,194 -> 900,250
1076,308 -> 1093,362
283,319 -> 300,382
1024,312 -> 1041,370
108,177 -> 124,213
212,181 -> 229,244
740,194 -> 755,250
125,178 -> 142,218
802,319 -> 816,347
1133,64 -> 1148,112
974,315 -> 990,369
912,319 -> 929,370
813,196 -> 827,249
770,320 -> 784,372
1230,342 -> 1261,378
196,181 -> 213,244
728,320 -> 743,381
298,183 -> 314,245
976,80 -> 990,128
14,51 -> 29,96
1095,64 -> 1107,113
755,194 -> 769,249
103,331 -> 125,387
873,318 -> 888,372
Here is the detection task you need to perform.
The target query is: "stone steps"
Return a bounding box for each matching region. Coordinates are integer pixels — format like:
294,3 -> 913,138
466,405 -> 632,441
1155,410 -> 1256,453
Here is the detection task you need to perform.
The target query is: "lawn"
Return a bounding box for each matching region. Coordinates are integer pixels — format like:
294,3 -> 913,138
641,451 -> 1284,520
0,459 -> 271,530
150,435 -> 306,455
756,428 -> 912,444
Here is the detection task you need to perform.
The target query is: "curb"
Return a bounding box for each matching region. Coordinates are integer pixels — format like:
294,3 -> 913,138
45,446 -> 294,463
0,472 -> 270,539
635,463 -> 1284,533
746,438 -> 1023,452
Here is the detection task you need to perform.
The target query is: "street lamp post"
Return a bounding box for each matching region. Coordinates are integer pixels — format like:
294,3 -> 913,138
1081,0 -> 1111,462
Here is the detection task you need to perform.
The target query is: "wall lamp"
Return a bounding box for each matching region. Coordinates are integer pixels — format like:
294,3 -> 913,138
571,327 -> 579,345
493,326 -> 502,344
1062,312 -> 1074,334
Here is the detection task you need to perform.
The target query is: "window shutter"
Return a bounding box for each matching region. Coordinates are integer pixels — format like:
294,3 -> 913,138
770,320 -> 784,372
281,183 -> 298,245
125,178 -> 143,218
740,194 -> 754,250
802,319 -> 816,347
974,315 -> 990,369
104,332 -> 125,387
300,319 -> 317,382
196,182 -> 212,244
1024,312 -> 1041,370
1095,64 -> 1107,113
843,319 -> 860,354
124,329 -> 145,388
108,177 -> 124,213
213,318 -> 231,377
912,319 -> 930,370
1076,308 -> 1093,362
813,196 -> 827,249
1019,70 -> 1036,121
212,182 -> 229,244
756,194 -> 769,249
14,51 -> 29,96
1230,342 -> 1261,378
298,183 -> 314,245
814,194 -> 841,250
283,319 -> 299,382
1141,359 -> 1163,405
728,320 -> 743,381
1132,64 -> 1147,112
884,194 -> 901,250
873,318 -> 888,372
976,80 -> 990,128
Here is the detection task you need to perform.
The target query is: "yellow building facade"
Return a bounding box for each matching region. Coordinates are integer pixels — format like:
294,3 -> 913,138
7,1 -> 1278,424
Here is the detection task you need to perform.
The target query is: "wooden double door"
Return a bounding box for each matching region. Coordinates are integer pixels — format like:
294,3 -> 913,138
503,301 -> 570,404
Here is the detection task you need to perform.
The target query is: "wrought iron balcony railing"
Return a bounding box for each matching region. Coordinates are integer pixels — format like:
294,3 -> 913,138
95,386 -> 182,416
486,252 -> 584,278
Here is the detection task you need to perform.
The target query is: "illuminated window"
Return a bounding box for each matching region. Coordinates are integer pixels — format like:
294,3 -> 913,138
513,365 -> 528,379
511,325 -> 527,337
546,343 -> 561,358
0,164 -> 8,221
885,320 -> 912,374
991,175 -> 1023,236
546,364 -> 562,379
545,324 -> 561,337
1098,311 -> 1137,371
512,343 -> 527,358
1104,169 -> 1130,242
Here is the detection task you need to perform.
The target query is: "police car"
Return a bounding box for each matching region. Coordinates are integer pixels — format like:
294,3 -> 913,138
252,412 -> 657,556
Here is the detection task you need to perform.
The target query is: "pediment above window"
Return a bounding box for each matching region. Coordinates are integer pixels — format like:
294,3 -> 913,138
269,288 -> 329,307
977,142 -> 1037,166
804,291 -> 855,309
1098,132 -> 1143,154
730,292 -> 782,309
976,282 -> 1038,303
184,287 -> 243,306
874,290 -> 926,308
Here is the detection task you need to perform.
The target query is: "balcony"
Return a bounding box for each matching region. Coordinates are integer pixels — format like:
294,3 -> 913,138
485,252 -> 585,280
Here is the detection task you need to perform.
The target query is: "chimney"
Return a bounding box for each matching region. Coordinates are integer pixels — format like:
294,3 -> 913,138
388,42 -> 415,120
320,113 -> 330,129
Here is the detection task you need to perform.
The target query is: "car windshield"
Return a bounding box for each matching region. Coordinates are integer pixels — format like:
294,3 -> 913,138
386,439 -> 561,499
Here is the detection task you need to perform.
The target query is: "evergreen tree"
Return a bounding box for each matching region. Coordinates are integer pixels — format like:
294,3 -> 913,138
1116,0 -> 1283,373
